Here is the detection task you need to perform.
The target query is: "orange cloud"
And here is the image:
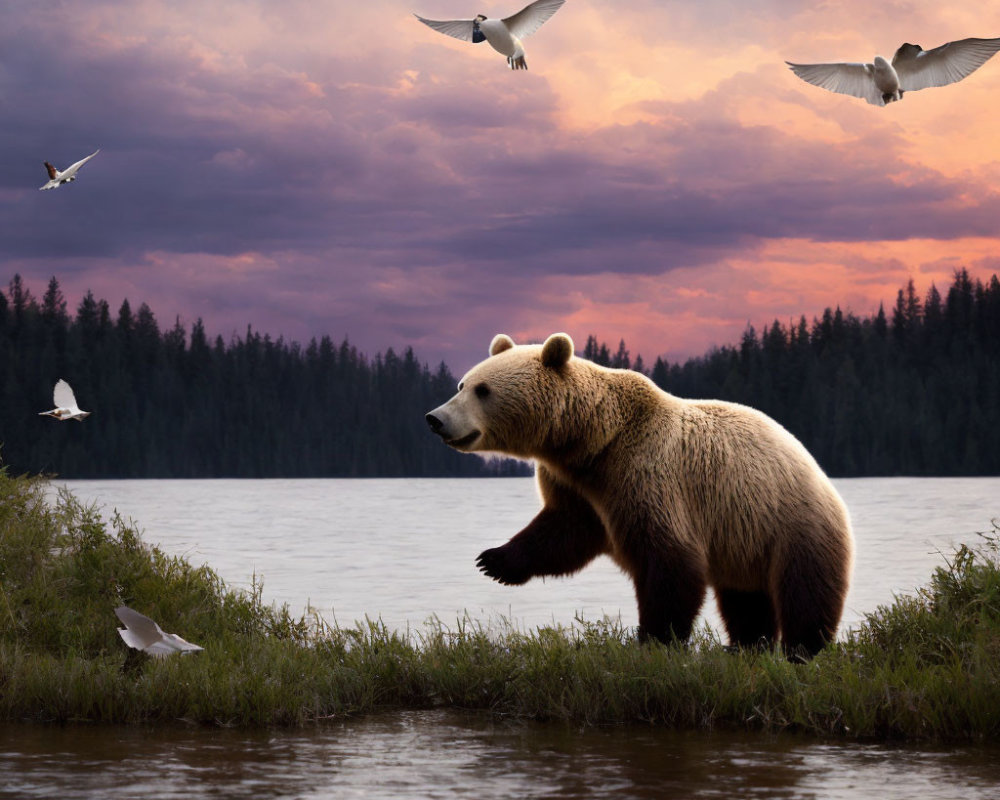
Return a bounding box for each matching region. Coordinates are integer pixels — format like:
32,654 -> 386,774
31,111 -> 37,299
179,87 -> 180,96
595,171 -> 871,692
503,237 -> 1000,365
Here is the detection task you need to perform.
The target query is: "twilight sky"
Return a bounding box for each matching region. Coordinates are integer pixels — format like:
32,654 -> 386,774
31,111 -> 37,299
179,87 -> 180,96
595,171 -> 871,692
2,0 -> 1000,369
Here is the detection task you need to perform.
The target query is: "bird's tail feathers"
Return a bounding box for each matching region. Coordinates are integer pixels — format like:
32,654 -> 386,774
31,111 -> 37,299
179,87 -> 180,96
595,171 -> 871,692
508,55 -> 528,70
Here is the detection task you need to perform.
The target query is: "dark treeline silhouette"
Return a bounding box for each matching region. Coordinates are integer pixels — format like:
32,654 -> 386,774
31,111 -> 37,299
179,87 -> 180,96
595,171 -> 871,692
584,269 -> 1000,476
3,270 -> 998,478
0,274 -> 528,478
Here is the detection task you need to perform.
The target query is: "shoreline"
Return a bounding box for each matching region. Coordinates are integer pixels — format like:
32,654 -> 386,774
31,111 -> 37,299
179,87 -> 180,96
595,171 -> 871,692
2,471 -> 998,741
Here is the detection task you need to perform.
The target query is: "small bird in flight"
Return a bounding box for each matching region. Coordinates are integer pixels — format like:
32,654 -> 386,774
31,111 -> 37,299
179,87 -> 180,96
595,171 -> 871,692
787,36 -> 1000,106
415,0 -> 566,70
39,149 -> 100,190
115,606 -> 204,657
38,379 -> 91,421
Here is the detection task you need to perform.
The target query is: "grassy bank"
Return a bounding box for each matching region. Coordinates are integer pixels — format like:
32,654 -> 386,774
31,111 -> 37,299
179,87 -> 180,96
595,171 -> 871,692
1,470 -> 998,740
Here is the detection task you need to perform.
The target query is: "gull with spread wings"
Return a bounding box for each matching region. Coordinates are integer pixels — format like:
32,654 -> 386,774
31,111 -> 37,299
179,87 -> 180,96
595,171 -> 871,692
39,149 -> 100,190
38,379 -> 91,421
787,37 -> 1000,106
415,0 -> 565,70
115,606 -> 204,657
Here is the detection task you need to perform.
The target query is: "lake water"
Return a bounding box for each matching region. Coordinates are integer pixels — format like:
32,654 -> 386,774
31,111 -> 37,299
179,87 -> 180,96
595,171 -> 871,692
9,476 -> 999,799
51,477 -> 1000,637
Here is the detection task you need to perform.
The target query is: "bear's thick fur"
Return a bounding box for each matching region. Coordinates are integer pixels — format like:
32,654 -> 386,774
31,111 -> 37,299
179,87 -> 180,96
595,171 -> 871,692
426,332 -> 854,658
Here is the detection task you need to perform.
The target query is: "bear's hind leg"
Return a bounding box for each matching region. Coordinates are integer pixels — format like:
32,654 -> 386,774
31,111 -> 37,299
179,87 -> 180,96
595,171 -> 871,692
634,550 -> 707,645
716,589 -> 776,650
775,544 -> 848,661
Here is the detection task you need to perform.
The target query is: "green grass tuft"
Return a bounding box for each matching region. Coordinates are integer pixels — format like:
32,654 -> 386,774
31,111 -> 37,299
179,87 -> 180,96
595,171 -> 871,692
1,469 -> 999,739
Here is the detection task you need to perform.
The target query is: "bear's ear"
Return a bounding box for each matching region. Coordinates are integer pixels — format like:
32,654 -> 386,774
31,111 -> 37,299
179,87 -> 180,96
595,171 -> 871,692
541,332 -> 574,368
489,334 -> 515,356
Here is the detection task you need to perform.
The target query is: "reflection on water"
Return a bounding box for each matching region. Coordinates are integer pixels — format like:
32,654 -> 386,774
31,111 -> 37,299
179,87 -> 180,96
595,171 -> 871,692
2,712 -> 1000,800
55,477 -> 1000,637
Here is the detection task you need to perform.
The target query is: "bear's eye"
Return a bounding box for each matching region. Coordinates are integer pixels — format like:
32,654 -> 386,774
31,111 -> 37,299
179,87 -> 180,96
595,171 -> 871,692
474,383 -> 490,399
457,381 -> 464,391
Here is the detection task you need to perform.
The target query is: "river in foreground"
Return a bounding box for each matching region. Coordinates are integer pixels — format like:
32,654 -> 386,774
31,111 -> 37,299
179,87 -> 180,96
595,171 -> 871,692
3,710 -> 1000,799
9,476 -> 997,799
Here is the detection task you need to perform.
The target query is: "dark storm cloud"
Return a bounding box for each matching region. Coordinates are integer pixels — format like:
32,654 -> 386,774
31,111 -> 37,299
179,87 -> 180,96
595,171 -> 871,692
0,16 -> 369,260
383,109 -> 1000,278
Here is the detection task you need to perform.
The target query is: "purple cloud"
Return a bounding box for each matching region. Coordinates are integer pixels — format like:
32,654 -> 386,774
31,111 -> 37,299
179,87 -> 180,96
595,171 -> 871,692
2,0 -> 999,369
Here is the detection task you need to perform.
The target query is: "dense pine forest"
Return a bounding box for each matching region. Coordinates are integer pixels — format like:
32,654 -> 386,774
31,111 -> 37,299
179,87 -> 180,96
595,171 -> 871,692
1,270 -> 998,478
0,275 -> 526,478
639,269 -> 999,476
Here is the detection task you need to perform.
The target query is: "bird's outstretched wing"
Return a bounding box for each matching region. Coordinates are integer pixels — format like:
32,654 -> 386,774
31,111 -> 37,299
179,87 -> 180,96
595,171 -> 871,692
786,61 -> 884,105
414,14 -> 477,42
146,634 -> 203,656
893,37 -> 1000,92
115,606 -> 203,656
63,149 -> 100,178
503,0 -> 566,40
53,379 -> 78,409
115,606 -> 164,650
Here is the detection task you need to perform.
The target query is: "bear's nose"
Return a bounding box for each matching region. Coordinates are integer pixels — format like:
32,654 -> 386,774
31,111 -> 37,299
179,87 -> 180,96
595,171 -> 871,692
425,413 -> 444,434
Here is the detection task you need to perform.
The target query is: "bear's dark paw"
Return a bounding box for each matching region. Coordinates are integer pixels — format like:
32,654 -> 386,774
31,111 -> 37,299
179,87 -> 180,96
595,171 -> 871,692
476,547 -> 529,586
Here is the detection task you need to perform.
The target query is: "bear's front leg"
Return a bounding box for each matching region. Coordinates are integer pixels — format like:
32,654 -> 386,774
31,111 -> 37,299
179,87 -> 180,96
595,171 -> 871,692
475,522 -> 541,586
477,466 -> 608,585
475,507 -> 605,585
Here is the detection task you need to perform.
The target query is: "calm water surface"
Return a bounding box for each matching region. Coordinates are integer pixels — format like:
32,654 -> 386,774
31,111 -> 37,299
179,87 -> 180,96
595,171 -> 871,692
4,711 -> 1000,800
16,476 -> 998,799
55,476 -> 1000,636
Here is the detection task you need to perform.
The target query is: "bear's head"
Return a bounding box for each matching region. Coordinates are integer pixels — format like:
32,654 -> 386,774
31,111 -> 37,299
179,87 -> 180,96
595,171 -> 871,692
425,332 -> 575,459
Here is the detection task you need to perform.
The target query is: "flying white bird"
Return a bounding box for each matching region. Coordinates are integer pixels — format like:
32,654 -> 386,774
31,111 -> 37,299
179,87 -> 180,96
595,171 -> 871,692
38,149 -> 100,190
787,37 -> 1000,106
115,606 -> 204,657
415,0 -> 565,70
38,379 -> 91,421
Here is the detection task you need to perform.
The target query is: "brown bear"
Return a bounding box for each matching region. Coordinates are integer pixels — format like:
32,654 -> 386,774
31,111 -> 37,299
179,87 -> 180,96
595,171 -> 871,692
426,332 -> 854,659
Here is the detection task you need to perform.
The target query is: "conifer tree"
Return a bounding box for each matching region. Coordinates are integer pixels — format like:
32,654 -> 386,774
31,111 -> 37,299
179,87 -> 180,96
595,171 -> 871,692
2,271 -> 999,478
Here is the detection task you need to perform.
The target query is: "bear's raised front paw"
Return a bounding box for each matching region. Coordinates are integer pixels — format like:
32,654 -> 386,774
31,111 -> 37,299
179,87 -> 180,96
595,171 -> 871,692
476,546 -> 529,586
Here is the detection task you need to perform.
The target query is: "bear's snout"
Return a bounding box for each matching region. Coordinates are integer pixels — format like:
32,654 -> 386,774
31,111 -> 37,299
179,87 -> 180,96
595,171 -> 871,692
426,405 -> 481,450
